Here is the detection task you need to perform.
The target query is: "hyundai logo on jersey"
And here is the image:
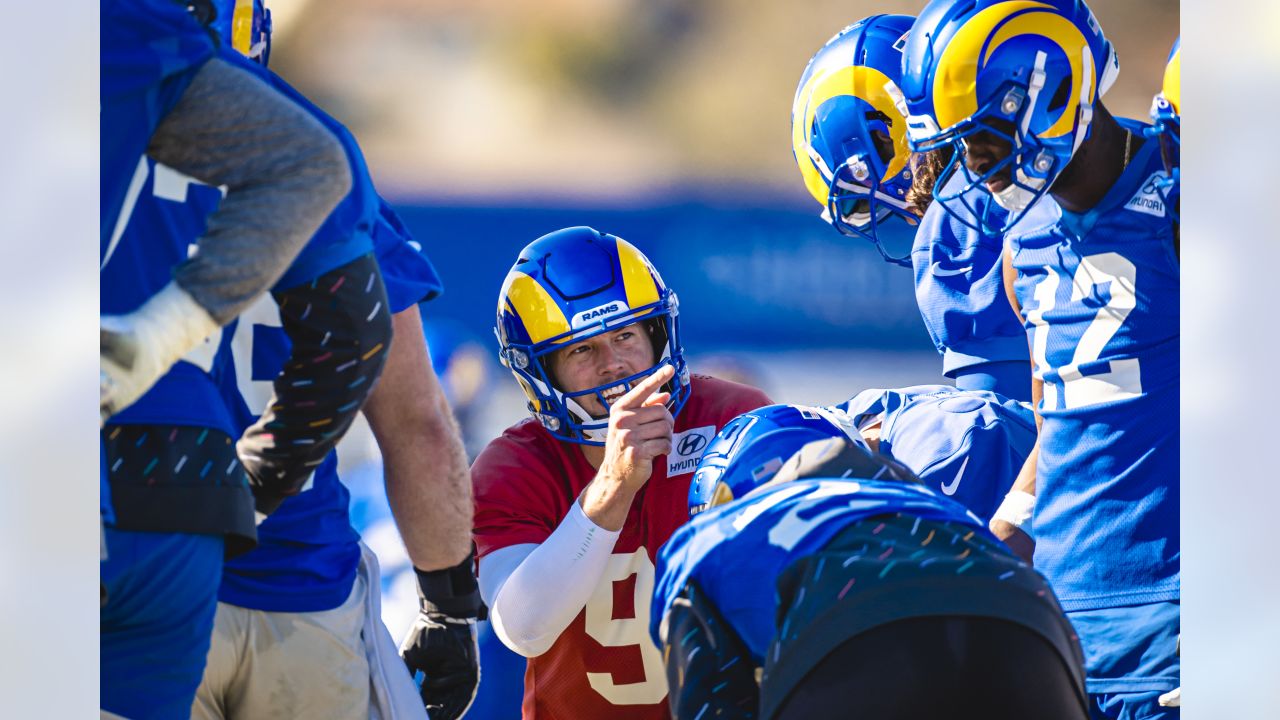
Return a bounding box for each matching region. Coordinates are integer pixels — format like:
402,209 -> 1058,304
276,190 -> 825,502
1126,172 -> 1169,218
678,433 -> 708,456
669,426 -> 716,477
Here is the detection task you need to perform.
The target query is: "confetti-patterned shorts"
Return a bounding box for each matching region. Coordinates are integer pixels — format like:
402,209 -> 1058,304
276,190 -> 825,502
103,423 -> 256,558
760,512 -> 1087,719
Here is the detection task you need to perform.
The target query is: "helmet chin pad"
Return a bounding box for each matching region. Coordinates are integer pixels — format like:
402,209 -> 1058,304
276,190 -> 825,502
563,395 -> 610,443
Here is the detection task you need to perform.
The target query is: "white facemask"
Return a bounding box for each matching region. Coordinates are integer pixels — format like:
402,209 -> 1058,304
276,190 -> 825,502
990,166 -> 1047,214
991,182 -> 1037,213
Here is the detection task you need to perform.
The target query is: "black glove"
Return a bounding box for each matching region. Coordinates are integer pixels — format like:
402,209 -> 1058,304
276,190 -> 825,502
400,546 -> 487,720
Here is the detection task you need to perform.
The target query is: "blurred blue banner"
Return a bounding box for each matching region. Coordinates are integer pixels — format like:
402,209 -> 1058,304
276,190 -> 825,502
395,197 -> 932,353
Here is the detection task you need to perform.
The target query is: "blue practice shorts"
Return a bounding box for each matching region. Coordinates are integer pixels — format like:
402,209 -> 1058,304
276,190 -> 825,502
101,528 -> 224,720
1091,690 -> 1179,720
1071,601 -> 1180,720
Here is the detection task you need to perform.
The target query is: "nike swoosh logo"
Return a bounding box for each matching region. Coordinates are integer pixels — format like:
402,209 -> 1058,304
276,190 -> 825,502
930,263 -> 973,277
940,456 -> 968,496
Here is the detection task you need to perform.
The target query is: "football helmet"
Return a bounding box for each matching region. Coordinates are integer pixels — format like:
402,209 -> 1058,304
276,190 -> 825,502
901,0 -> 1120,234
496,227 -> 690,445
792,15 -> 918,266
688,404 -> 872,517
1148,37 -> 1180,214
208,0 -> 273,65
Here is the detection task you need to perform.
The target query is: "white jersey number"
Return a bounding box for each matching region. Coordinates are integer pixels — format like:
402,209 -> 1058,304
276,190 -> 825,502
228,294 -> 285,411
730,482 -> 856,552
1027,252 -> 1142,411
582,549 -> 668,705
102,159 -> 225,372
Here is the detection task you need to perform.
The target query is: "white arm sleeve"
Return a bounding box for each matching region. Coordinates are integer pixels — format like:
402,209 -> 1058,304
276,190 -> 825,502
478,501 -> 621,658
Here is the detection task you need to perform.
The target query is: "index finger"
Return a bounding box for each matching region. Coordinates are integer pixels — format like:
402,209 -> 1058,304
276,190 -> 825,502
613,364 -> 676,410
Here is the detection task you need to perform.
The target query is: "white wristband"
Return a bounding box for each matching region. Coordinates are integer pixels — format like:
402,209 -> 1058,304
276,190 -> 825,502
992,490 -> 1036,537
101,282 -> 221,419
128,282 -> 221,367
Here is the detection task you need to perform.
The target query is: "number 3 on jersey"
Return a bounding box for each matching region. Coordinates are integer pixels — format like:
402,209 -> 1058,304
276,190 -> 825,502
583,549 -> 668,705
1027,252 -> 1142,411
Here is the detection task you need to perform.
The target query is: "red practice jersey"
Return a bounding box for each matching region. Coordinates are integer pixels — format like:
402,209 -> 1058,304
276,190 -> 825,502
473,374 -> 772,720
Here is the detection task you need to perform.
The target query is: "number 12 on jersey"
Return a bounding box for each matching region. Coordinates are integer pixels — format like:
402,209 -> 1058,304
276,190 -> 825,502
1027,252 -> 1143,411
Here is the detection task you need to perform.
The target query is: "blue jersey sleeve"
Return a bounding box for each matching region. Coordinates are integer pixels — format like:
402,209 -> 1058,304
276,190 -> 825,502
371,199 -> 444,312
879,388 -> 1035,522
838,386 -> 1035,521
201,50 -> 377,292
911,189 -> 1029,385
838,384 -> 955,426
101,0 -> 215,250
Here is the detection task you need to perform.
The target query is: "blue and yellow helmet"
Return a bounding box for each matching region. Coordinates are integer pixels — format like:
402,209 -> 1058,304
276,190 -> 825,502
208,0 -> 273,65
496,227 -> 690,445
792,15 -> 918,267
901,0 -> 1120,234
1149,37 -> 1180,209
688,404 -> 871,517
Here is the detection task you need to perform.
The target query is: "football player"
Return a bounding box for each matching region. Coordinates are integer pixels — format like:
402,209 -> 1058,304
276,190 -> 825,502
688,392 -> 1035,526
902,1 -> 1180,717
836,384 -> 1036,524
1151,37 -> 1181,712
101,0 -> 354,422
100,1 -> 363,716
197,202 -> 476,720
473,227 -> 771,719
654,409 -> 1087,719
101,4 -> 476,718
791,15 -> 1031,402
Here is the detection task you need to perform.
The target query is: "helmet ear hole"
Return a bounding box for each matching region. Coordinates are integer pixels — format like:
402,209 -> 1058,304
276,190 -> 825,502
1047,75 -> 1071,112
644,318 -> 668,361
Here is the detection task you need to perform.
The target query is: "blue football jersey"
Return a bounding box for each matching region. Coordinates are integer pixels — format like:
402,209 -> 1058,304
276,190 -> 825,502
226,51 -> 379,291
218,201 -> 443,612
103,56 -> 388,433
102,158 -> 240,434
101,0 -> 214,251
839,385 -> 1035,522
650,479 -> 988,663
1008,120 -> 1179,614
912,181 -> 1031,400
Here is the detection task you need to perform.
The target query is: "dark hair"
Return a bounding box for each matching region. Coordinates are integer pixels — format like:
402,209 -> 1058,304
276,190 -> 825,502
906,148 -> 952,217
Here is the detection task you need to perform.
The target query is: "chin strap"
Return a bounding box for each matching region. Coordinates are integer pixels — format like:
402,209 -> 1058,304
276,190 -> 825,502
1072,47 -> 1097,158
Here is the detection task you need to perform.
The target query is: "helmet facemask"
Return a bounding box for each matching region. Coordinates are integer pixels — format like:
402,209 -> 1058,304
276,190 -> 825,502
808,98 -> 919,266
901,0 -> 1121,237
500,290 -> 690,446
912,52 -> 1088,235
815,112 -> 919,266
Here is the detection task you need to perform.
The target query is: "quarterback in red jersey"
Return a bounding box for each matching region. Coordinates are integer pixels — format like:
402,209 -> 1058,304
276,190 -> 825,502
474,227 -> 771,719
